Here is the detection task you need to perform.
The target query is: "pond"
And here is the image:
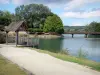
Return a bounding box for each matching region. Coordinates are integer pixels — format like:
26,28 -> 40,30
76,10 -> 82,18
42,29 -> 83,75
37,34 -> 100,62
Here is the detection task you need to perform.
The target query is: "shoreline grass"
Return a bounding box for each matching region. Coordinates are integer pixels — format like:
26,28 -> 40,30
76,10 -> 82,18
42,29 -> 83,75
0,55 -> 28,75
17,46 -> 100,71
31,48 -> 100,71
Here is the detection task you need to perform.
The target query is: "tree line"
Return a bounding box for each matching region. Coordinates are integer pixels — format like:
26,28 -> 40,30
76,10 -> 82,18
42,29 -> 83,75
85,22 -> 100,32
0,4 -> 64,34
64,21 -> 100,33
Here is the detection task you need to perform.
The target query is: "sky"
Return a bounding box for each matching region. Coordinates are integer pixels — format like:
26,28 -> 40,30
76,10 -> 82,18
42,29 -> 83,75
0,0 -> 100,26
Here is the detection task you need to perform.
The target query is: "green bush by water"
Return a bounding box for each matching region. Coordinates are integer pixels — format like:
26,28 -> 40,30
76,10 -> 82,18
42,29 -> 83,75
28,28 -> 43,33
59,49 -> 69,55
77,48 -> 88,59
0,32 -> 6,43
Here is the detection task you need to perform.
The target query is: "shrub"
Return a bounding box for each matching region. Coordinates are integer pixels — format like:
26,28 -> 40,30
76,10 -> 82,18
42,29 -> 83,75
77,48 -> 88,59
43,14 -> 64,34
28,28 -> 43,33
59,49 -> 69,55
0,25 -> 4,31
85,21 -> 100,32
0,32 -> 6,43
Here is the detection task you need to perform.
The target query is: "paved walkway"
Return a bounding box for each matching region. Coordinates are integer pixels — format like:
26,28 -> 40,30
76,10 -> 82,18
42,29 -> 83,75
0,44 -> 100,75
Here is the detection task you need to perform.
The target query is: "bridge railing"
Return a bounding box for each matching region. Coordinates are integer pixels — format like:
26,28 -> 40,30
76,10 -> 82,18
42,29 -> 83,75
64,32 -> 100,34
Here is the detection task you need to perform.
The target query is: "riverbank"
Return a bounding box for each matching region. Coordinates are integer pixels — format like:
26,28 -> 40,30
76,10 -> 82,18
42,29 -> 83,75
30,48 -> 100,71
29,34 -> 62,39
0,55 -> 27,75
8,31 -> 62,39
0,44 -> 100,75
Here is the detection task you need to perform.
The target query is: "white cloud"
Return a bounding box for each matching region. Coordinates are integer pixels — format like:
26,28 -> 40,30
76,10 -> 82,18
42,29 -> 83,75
0,0 -> 100,10
0,0 -> 9,4
11,0 -> 69,5
0,0 -> 69,8
60,10 -> 100,18
11,0 -> 66,8
12,0 -> 36,5
64,0 -> 100,10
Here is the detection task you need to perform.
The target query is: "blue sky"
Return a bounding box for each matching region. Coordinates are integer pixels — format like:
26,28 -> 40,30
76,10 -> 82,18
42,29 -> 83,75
0,0 -> 100,26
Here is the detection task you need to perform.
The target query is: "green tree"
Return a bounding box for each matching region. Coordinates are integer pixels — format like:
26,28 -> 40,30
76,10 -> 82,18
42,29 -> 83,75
15,4 -> 53,30
0,10 -> 12,26
3,11 -> 11,18
85,22 -> 100,32
0,10 -> 12,31
43,14 -> 64,34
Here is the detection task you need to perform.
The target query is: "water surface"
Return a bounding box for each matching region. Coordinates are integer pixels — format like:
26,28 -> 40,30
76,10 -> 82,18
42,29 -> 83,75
38,34 -> 100,62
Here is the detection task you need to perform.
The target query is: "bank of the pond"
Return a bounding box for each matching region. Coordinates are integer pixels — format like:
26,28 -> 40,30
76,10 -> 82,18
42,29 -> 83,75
8,31 -> 62,39
29,34 -> 62,39
30,48 -> 100,71
0,55 -> 28,75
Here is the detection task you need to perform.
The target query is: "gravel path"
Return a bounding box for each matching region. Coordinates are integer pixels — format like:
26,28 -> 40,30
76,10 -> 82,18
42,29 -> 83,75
0,44 -> 100,75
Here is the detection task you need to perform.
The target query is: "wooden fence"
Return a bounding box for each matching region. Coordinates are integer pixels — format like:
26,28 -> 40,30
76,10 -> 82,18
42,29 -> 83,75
8,36 -> 39,47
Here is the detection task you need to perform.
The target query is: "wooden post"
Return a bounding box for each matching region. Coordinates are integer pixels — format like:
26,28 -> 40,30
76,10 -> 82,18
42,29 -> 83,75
27,32 -> 29,46
85,34 -> 88,38
72,34 -> 74,38
6,31 -> 9,45
15,31 -> 19,46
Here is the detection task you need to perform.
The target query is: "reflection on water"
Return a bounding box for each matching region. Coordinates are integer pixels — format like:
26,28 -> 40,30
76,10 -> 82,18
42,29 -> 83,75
39,38 -> 63,52
37,34 -> 100,62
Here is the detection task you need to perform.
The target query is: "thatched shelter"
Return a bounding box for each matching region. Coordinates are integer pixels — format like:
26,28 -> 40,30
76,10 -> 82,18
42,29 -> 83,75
5,21 -> 27,46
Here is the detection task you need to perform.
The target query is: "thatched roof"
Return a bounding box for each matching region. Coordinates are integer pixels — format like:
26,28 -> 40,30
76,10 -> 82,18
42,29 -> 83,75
6,21 -> 27,32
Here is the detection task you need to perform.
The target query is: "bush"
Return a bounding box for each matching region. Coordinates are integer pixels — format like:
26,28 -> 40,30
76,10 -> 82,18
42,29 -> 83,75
77,48 -> 88,59
0,32 -> 6,43
59,49 -> 69,55
0,25 -> 4,31
43,14 -> 64,34
85,22 -> 100,32
28,28 -> 43,33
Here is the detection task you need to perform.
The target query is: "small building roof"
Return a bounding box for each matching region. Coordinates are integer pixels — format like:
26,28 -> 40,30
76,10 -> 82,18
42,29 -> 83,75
6,21 -> 27,32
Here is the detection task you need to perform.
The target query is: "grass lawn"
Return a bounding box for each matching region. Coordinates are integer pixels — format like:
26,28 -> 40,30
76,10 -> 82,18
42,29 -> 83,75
0,55 -> 27,75
31,48 -> 100,71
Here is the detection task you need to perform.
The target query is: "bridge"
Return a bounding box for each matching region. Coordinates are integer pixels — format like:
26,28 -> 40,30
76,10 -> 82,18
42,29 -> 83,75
64,32 -> 100,38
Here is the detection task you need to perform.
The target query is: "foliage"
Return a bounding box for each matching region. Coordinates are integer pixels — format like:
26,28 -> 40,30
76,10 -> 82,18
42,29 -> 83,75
28,28 -> 43,33
0,16 -> 11,26
85,21 -> 100,32
15,4 -> 53,30
0,25 -> 4,31
11,14 -> 16,22
0,4 -> 64,34
0,11 -> 12,26
64,26 -> 85,32
0,10 -> 13,31
0,32 -> 6,43
59,49 -> 69,55
77,48 -> 88,59
43,14 -> 64,34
